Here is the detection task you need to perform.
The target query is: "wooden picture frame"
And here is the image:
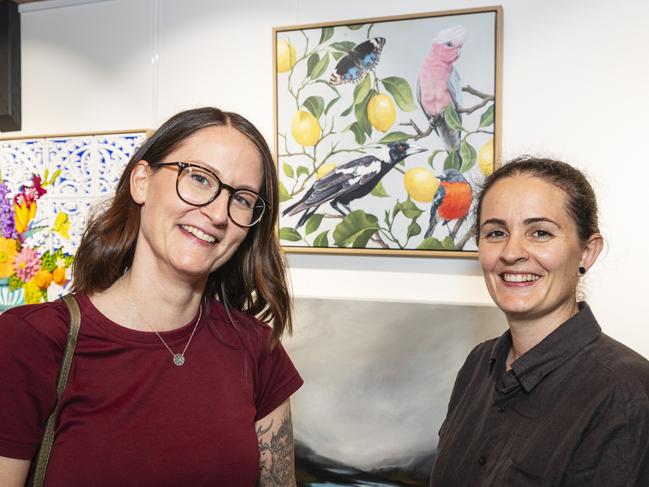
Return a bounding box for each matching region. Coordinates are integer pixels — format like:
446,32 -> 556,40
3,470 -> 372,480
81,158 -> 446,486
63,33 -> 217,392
274,6 -> 502,257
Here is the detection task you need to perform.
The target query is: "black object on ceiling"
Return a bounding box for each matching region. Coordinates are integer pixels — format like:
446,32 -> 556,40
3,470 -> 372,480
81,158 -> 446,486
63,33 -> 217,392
0,0 -> 21,132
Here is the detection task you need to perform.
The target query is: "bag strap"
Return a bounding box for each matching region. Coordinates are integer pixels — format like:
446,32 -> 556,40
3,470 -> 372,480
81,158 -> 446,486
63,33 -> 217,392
32,294 -> 81,487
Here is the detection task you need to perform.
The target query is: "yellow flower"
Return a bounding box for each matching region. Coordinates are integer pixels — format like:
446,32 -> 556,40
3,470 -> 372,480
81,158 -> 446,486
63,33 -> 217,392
23,281 -> 44,304
53,211 -> 71,239
33,270 -> 53,289
14,200 -> 37,234
0,237 -> 18,278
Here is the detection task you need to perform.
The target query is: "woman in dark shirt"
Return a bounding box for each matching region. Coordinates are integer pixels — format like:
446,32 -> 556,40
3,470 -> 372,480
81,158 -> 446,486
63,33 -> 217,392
430,156 -> 649,486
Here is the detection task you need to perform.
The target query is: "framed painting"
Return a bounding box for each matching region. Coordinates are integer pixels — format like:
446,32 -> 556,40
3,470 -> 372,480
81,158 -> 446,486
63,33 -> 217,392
274,6 -> 502,257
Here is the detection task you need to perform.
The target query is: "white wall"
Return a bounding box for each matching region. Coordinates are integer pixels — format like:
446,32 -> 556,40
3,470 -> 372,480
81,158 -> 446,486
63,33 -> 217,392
13,0 -> 649,358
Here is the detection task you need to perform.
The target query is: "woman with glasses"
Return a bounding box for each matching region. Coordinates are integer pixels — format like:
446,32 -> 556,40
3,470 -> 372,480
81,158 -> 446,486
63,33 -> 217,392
0,107 -> 303,486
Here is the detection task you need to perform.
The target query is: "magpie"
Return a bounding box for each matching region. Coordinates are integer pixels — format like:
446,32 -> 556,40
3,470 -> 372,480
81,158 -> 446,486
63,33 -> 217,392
283,142 -> 426,228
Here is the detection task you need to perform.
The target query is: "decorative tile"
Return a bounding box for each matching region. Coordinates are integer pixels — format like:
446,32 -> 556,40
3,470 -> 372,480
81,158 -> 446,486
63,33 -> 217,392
95,133 -> 147,194
0,139 -> 45,193
49,198 -> 95,254
46,136 -> 95,197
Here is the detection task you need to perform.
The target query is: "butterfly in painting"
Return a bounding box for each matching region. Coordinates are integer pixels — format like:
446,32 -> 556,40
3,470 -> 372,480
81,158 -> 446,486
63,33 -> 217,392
329,37 -> 386,85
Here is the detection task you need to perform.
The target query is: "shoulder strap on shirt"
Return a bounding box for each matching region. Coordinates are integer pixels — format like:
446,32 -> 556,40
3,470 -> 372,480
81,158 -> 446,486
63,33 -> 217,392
32,293 -> 81,487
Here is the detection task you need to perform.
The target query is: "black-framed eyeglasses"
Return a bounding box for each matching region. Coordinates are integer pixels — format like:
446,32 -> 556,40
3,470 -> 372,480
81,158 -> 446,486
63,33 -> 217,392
149,161 -> 268,228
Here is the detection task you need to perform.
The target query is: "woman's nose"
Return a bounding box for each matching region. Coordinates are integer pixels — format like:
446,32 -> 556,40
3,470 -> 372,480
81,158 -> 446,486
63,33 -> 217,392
199,190 -> 230,226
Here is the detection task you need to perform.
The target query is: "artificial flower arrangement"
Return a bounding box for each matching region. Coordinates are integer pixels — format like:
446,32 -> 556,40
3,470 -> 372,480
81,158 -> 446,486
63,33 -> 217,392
0,170 -> 74,305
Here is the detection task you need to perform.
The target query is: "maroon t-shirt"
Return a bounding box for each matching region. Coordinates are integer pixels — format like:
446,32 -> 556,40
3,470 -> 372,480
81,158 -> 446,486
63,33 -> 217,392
0,294 -> 303,486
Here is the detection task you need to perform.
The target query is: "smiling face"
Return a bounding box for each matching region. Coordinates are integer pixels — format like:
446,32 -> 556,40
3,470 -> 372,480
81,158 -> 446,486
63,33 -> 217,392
478,175 -> 602,328
130,125 -> 263,283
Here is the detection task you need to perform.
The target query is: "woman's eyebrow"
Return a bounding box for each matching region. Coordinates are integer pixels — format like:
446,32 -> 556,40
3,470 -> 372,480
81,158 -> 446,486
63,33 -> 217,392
524,217 -> 561,228
480,218 -> 505,228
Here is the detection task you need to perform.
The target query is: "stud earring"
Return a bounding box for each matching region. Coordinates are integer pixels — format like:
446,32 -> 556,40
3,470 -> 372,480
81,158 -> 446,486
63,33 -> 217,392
578,266 -> 586,275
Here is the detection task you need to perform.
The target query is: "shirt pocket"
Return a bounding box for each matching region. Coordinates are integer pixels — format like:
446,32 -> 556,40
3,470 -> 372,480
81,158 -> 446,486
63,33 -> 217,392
506,459 -> 558,487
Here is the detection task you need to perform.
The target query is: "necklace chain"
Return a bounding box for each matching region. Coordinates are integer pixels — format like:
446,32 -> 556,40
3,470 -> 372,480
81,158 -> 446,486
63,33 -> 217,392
125,290 -> 203,367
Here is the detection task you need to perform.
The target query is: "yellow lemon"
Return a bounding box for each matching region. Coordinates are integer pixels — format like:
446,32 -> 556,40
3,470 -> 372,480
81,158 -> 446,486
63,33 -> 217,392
367,94 -> 397,132
276,40 -> 297,73
316,162 -> 336,179
291,110 -> 321,147
404,167 -> 440,203
478,138 -> 494,176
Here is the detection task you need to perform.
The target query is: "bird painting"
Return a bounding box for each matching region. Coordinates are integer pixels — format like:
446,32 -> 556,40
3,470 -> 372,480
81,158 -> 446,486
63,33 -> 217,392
417,25 -> 466,151
283,142 -> 426,229
424,169 -> 473,238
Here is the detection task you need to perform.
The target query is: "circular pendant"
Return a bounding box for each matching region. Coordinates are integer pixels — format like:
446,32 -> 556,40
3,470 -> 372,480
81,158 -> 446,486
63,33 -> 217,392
173,354 -> 185,366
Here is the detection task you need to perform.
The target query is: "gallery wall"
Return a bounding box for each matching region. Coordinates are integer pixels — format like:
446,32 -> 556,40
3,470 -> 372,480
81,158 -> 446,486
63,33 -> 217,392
10,0 -> 649,358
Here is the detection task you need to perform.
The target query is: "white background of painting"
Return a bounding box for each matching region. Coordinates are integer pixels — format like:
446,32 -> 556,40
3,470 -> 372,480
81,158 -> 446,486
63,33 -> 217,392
276,12 -> 495,250
9,0 -> 649,359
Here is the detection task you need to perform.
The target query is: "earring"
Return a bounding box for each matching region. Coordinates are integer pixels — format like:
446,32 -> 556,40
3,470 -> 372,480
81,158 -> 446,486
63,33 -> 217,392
578,266 -> 586,275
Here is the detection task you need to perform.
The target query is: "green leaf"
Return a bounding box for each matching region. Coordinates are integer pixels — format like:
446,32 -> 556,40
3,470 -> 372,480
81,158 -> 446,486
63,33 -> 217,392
459,140 -> 477,172
341,102 -> 354,117
333,210 -> 379,247
280,227 -> 302,242
310,53 -> 330,80
332,51 -> 345,61
352,228 -> 378,248
304,96 -> 325,119
407,220 -> 422,239
401,199 -> 424,219
347,24 -> 364,30
355,89 -> 376,137
348,122 -> 366,145
381,77 -> 416,111
427,149 -> 445,168
443,104 -> 463,131
444,150 -> 461,171
417,237 -> 444,250
296,165 -> 310,179
442,235 -> 456,250
379,131 -> 410,144
313,231 -> 329,247
325,95 -> 340,115
305,213 -> 324,235
479,104 -> 494,128
307,53 -> 320,77
384,209 -> 390,226
278,181 -> 291,202
283,162 -> 294,179
353,76 -> 371,105
331,41 -> 356,52
392,200 -> 403,219
319,27 -> 334,44
370,180 -> 389,197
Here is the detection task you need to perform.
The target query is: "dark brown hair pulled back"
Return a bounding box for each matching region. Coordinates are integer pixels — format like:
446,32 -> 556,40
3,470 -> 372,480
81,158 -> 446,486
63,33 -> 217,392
72,107 -> 291,346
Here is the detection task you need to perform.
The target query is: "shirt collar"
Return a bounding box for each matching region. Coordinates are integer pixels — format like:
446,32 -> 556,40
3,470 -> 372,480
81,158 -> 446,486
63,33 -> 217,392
488,302 -> 601,393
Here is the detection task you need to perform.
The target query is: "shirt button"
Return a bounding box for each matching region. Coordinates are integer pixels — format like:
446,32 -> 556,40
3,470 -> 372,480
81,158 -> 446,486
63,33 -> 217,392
497,404 -> 505,413
478,457 -> 486,465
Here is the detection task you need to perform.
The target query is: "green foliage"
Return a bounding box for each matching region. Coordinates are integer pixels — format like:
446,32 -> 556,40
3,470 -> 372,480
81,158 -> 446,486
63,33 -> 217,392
347,24 -> 364,31
280,227 -> 302,242
278,181 -> 291,202
459,141 -> 477,172
348,122 -> 366,145
8,275 -> 24,292
370,181 -> 389,197
331,41 -> 356,52
427,149 -> 445,168
283,162 -> 294,179
407,220 -> 422,239
379,131 -> 409,144
380,77 -> 416,111
354,89 -> 376,137
442,236 -> 456,250
479,105 -> 494,128
304,96 -> 325,119
333,211 -> 379,247
353,77 -> 371,105
444,150 -> 461,171
296,165 -> 310,179
305,213 -> 324,235
319,27 -> 334,44
310,54 -> 329,80
417,237 -> 444,250
313,231 -> 329,247
443,104 -> 463,132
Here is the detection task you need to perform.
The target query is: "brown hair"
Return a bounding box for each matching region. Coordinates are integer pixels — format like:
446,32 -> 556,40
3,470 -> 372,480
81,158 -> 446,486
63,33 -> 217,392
473,155 -> 600,245
72,107 -> 291,346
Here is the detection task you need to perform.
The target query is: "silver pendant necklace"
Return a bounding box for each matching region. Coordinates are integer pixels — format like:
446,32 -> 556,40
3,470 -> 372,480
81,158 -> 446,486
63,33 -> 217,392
125,290 -> 203,367
148,304 -> 202,367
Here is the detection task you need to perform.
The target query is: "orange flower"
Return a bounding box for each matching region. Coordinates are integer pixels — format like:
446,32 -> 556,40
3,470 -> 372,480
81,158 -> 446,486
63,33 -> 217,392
0,237 -> 17,278
14,200 -> 37,234
52,267 -> 67,286
33,270 -> 53,289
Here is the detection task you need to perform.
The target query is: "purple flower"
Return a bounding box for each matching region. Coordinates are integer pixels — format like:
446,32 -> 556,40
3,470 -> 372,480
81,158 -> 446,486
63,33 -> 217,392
0,182 -> 18,239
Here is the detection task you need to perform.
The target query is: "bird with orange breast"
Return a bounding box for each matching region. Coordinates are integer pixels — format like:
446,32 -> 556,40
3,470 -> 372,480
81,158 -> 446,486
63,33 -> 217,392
424,169 -> 473,238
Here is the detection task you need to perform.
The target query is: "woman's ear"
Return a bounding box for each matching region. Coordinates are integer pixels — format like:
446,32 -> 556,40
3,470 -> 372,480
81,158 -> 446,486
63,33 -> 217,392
130,161 -> 150,204
580,233 -> 604,273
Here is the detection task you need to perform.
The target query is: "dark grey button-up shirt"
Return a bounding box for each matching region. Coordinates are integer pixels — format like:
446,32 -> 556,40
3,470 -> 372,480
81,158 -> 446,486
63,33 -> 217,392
430,303 -> 649,486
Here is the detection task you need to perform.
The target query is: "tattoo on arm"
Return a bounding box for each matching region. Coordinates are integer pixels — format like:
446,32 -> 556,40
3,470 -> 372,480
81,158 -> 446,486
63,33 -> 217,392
256,404 -> 296,487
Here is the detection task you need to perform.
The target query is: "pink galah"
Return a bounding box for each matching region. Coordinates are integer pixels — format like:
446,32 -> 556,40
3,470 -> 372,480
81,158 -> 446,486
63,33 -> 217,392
417,25 -> 465,151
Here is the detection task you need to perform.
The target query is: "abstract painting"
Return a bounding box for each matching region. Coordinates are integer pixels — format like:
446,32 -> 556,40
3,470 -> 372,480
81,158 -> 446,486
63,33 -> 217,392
274,7 -> 502,257
283,297 -> 505,486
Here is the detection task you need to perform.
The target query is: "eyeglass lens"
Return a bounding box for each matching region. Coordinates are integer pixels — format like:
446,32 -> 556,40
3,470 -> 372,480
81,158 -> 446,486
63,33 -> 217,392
178,165 -> 265,227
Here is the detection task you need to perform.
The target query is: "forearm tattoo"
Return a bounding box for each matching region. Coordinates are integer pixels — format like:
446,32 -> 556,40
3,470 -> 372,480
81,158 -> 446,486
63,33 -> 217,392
256,406 -> 295,486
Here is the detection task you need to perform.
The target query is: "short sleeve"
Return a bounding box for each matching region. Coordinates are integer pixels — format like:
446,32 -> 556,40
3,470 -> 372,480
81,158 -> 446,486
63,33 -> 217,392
0,304 -> 67,459
253,339 -> 303,421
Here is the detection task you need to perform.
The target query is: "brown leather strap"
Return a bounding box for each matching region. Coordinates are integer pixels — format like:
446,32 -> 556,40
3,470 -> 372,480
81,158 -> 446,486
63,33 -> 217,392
32,294 -> 81,487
